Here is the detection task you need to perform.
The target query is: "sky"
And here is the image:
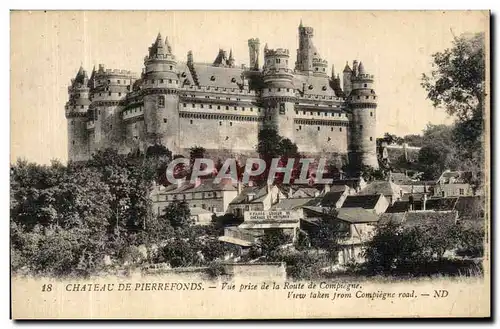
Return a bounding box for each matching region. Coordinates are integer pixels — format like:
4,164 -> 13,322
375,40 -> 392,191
10,10 -> 489,164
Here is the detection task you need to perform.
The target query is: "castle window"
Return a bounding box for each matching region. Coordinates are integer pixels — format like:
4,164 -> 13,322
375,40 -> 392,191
99,93 -> 102,96
331,127 -> 333,131
366,96 -> 369,99
118,92 -> 122,96
81,105 -> 84,109
299,125 -> 302,130
107,80 -> 110,84
357,96 -> 360,99
226,97 -> 230,100
110,125 -> 113,129
276,58 -> 281,64
364,84 -> 367,87
216,97 -> 220,100
317,112 -> 320,116
219,121 -> 222,126
201,104 -> 204,108
315,67 -> 318,71
151,79 -> 155,84
242,107 -> 245,111
359,125 -> 363,129
72,140 -> 75,145
258,109 -> 261,112
230,122 -> 233,126
303,111 -> 306,115
192,104 -> 195,108
234,106 -> 237,110
295,110 -> 298,114
278,88 -> 281,92
370,137 -> 373,141
160,79 -> 164,83
183,103 -> 186,107
370,112 -> 373,116
164,118 -> 167,123
317,127 -> 320,131
98,110 -> 101,115
118,80 -> 121,84
268,88 -> 271,92
226,106 -> 229,110
71,120 -> 74,126
286,60 -> 288,65
158,96 -> 165,107
323,68 -> 326,72
209,105 -> 213,109
340,127 -> 342,132
310,112 -> 313,115
328,137 -> 331,141
190,120 -> 193,124
108,92 -> 112,96
170,66 -> 173,70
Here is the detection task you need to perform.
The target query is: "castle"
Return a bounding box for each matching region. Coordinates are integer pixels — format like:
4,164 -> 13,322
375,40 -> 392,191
65,22 -> 379,169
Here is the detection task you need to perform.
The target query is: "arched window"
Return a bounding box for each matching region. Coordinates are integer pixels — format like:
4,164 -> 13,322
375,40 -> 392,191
158,96 -> 165,107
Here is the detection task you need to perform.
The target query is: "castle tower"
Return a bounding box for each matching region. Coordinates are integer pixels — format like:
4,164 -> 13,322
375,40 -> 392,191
342,61 -> 353,96
65,66 -> 91,162
295,22 -> 315,73
262,47 -> 296,141
348,61 -> 379,169
228,49 -> 235,68
89,64 -> 136,155
248,38 -> 260,70
142,32 -> 180,153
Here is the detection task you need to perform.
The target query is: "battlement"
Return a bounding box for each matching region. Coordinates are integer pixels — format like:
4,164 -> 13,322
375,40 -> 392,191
312,58 -> 328,65
97,64 -> 138,78
181,84 -> 257,96
352,73 -> 375,81
264,48 -> 289,57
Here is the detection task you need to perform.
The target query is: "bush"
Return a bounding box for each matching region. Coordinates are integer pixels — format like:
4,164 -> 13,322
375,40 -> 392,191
205,261 -> 228,279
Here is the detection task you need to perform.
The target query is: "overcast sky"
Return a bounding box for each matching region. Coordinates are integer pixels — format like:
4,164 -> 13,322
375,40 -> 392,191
10,10 -> 488,164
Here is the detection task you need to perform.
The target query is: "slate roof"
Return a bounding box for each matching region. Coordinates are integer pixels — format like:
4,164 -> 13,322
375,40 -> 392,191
378,211 -> 458,227
341,194 -> 383,210
438,171 -> 473,184
189,207 -> 213,216
229,185 -> 269,204
385,201 -> 411,213
358,181 -> 406,197
158,178 -> 237,195
191,63 -> 245,89
337,208 -> 379,223
271,197 -> 319,210
321,191 -> 345,207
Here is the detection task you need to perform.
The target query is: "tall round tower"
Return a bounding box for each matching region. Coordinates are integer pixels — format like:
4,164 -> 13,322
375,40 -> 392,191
65,66 -> 91,162
142,33 -> 180,153
348,61 -> 379,169
262,46 -> 296,141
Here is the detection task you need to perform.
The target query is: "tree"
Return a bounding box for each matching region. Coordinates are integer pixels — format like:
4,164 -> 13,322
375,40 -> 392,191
259,229 -> 291,257
421,32 -> 485,186
309,209 -> 346,261
161,200 -> 193,229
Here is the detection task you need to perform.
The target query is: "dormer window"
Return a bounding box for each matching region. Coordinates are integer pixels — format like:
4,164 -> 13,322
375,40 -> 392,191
309,85 -> 313,90
181,72 -> 187,77
231,77 -> 236,83
210,76 -> 216,81
322,86 -> 327,91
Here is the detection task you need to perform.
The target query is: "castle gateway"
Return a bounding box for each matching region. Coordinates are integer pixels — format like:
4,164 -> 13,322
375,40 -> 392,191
65,22 -> 379,169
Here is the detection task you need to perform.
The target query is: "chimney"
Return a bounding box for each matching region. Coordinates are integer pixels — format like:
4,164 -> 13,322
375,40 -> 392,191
423,194 -> 427,211
195,177 -> 202,188
403,143 -> 408,161
237,181 -> 242,195
323,184 -> 330,194
176,179 -> 184,189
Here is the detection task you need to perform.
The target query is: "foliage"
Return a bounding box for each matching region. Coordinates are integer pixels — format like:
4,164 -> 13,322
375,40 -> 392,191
275,250 -> 325,280
259,229 -> 292,256
160,200 -> 193,229
308,209 -> 347,261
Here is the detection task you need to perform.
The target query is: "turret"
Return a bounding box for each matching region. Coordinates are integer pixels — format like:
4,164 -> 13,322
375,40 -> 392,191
348,61 -> 378,169
66,66 -> 91,162
228,49 -> 235,68
342,62 -> 353,96
295,22 -> 316,73
142,33 -> 180,153
262,47 -> 296,140
247,38 -> 260,70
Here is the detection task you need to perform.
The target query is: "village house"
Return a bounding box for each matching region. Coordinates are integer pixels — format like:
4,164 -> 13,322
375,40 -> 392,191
150,178 -> 239,216
357,180 -> 408,205
434,170 -> 476,197
227,183 -> 287,218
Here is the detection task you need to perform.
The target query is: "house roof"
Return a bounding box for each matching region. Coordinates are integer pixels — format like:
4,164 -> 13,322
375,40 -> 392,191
321,191 -> 345,207
378,213 -> 406,226
404,211 -> 458,227
359,180 -> 406,197
271,197 -> 319,210
337,208 -> 379,223
438,171 -> 473,184
191,63 -> 245,89
378,211 -> 458,227
385,201 -> 411,213
229,185 -> 270,204
341,194 -> 383,210
157,178 -> 237,195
